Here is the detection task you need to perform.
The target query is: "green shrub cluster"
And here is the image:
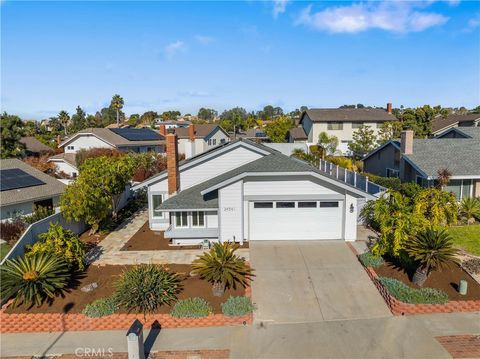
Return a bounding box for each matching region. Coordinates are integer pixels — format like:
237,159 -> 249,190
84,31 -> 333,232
170,297 -> 213,318
82,297 -> 118,318
221,296 -> 255,317
358,252 -> 384,267
379,277 -> 448,304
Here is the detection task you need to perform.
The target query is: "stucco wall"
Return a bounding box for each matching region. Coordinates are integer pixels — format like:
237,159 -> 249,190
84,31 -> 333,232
64,135 -> 113,153
363,144 -> 400,177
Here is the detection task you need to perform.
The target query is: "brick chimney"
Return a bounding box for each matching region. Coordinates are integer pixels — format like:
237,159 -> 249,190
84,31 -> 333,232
166,133 -> 179,195
188,124 -> 195,142
159,124 -> 166,137
387,102 -> 393,114
400,130 -> 414,155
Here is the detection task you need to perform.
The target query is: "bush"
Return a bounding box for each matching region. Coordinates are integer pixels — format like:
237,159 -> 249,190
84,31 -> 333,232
364,173 -> 402,191
0,219 -> 26,244
358,252 -> 384,267
115,264 -> 180,316
379,277 -> 448,304
463,258 -> 480,274
82,297 -> 118,318
24,206 -> 54,225
221,296 -> 255,317
170,297 -> 213,318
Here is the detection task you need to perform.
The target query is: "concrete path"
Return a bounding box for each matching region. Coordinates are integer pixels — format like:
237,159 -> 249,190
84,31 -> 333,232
249,241 -> 391,323
92,210 -> 248,265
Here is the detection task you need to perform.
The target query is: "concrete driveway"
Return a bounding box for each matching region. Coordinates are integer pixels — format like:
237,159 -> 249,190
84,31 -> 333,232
249,241 -> 391,323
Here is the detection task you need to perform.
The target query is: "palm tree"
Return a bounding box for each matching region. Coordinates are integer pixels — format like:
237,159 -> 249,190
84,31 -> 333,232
436,168 -> 452,189
405,227 -> 459,286
111,94 -> 124,126
459,197 -> 480,224
58,111 -> 70,136
191,242 -> 254,296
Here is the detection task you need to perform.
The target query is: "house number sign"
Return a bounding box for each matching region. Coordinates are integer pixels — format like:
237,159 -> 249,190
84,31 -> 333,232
223,207 -> 235,212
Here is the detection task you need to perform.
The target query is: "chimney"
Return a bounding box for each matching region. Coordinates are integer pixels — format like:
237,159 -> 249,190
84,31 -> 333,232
188,124 -> 195,142
387,102 -> 393,114
400,130 -> 414,155
166,133 -> 179,195
159,124 -> 166,137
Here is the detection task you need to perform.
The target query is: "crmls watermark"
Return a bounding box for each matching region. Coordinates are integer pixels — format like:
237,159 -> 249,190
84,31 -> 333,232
74,347 -> 114,357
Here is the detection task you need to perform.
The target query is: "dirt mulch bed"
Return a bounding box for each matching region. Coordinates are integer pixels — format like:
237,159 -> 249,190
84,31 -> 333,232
373,261 -> 480,301
5,264 -> 245,315
121,221 -> 249,251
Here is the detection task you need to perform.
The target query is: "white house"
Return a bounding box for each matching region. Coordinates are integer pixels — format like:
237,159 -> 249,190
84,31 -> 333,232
289,104 -> 398,155
132,134 -> 382,245
49,127 -> 165,177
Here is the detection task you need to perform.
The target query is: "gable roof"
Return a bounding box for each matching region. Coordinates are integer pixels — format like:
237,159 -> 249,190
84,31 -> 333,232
48,153 -> 77,168
431,113 -> 480,133
301,108 -> 397,124
289,127 -> 308,140
174,124 -> 228,139
20,137 -> 53,154
0,159 -> 66,207
362,140 -> 401,161
60,128 -> 165,148
436,127 -> 480,140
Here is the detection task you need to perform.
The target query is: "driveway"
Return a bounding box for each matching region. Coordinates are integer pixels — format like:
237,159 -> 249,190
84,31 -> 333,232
249,241 -> 391,323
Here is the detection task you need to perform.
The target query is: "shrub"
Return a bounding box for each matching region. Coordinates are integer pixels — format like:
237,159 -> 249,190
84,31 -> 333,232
82,297 -> 118,318
221,296 -> 255,317
0,253 -> 71,307
0,219 -> 26,244
379,277 -> 448,304
170,297 -> 213,318
364,173 -> 402,191
463,258 -> 480,274
115,264 -> 180,317
459,197 -> 480,224
24,206 -> 54,224
28,223 -> 86,270
358,252 -> 384,267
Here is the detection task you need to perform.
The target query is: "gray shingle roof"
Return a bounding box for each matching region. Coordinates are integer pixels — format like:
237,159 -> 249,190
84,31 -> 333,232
289,127 -> 307,139
48,153 -> 77,167
174,124 -> 226,139
431,113 -> 480,133
454,127 -> 480,139
61,128 -> 165,148
0,159 -> 66,206
20,137 -> 53,154
302,108 -> 397,123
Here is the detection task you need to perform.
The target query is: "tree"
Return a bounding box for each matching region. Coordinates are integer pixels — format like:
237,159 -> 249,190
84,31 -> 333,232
436,168 -> 452,189
257,105 -> 283,120
317,132 -> 338,159
264,116 -> 293,142
69,106 -> 87,133
220,107 -> 248,134
22,155 -> 55,173
378,121 -> 403,144
1,113 -> 25,158
348,125 -> 377,158
23,121 -> 38,137
110,94 -> 124,126
58,111 -> 70,136
161,111 -> 181,122
140,111 -> 158,126
198,108 -> 218,121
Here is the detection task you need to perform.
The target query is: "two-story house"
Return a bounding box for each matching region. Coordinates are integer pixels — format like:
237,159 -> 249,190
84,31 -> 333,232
431,113 -> 480,136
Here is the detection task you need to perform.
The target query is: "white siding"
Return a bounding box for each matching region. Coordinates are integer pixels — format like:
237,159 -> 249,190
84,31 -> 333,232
64,135 -> 113,153
219,181 -> 243,243
344,194 -> 358,241
51,160 -> 78,177
244,179 -> 338,196
206,211 -> 218,228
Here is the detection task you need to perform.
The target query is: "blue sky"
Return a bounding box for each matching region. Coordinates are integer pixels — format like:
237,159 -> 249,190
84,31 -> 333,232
2,1 -> 479,120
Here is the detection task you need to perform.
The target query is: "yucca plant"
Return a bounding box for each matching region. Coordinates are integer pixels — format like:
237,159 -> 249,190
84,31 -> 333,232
114,264 -> 180,318
405,227 -> 459,286
191,242 -> 254,296
0,253 -> 70,307
459,197 -> 480,224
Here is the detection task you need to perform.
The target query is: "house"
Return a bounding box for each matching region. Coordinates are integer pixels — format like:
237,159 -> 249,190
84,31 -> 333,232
435,126 -> 480,140
238,128 -> 270,143
290,104 -> 398,155
20,137 -> 53,156
363,128 -> 480,200
131,134 -> 381,245
288,127 -> 308,143
431,113 -> 480,136
155,119 -> 191,129
163,124 -> 230,159
0,159 -> 66,220
48,127 -> 165,177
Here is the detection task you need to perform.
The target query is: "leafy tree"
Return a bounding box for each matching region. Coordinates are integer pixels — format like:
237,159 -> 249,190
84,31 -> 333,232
69,106 -> 87,133
257,105 -> 283,120
472,105 -> 480,114
414,188 -> 458,227
198,108 -> 218,121
317,132 -> 338,159
23,121 -> 38,137
140,111 -> 158,126
75,147 -> 124,168
111,94 -> 124,126
348,125 -> 377,158
220,107 -> 248,133
1,112 -> 25,158
127,114 -> 140,127
396,105 -> 448,137
58,110 -> 70,136
378,121 -> 403,144
161,110 -> 181,122
264,116 -> 293,142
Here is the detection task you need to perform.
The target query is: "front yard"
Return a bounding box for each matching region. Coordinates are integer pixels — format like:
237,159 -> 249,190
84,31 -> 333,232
446,225 -> 480,256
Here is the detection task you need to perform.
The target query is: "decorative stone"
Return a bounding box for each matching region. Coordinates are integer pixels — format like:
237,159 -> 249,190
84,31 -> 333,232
80,282 -> 98,293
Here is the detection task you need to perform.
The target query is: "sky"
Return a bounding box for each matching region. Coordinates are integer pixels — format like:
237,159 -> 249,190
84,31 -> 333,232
1,0 -> 480,120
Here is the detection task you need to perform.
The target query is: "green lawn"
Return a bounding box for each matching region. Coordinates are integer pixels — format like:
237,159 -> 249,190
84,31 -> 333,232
0,243 -> 12,261
446,225 -> 480,256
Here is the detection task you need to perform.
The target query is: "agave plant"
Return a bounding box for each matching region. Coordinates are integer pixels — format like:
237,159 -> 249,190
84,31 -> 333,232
191,242 -> 254,296
405,227 -> 459,286
0,253 -> 70,307
459,197 -> 480,224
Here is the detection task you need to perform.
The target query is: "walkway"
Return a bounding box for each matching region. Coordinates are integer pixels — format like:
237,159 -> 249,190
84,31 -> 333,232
92,210 -> 249,265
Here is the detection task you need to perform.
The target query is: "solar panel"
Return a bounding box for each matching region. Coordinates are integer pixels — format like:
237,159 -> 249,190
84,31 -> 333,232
110,128 -> 161,141
0,169 -> 45,192
255,132 -> 266,138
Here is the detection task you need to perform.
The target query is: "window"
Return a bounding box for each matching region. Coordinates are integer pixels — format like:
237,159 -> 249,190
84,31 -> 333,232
298,202 -> 317,208
352,122 -> 364,129
213,139 -> 217,145
152,194 -> 163,218
276,202 -> 295,208
320,202 -> 339,208
192,211 -> 205,227
327,122 -> 343,130
67,145 -> 74,150
72,172 -> 77,178
254,202 -> 273,208
386,168 -> 399,178
208,139 -> 212,145
462,179 -> 472,199
175,212 -> 188,227
416,176 -> 426,187
220,138 -> 226,144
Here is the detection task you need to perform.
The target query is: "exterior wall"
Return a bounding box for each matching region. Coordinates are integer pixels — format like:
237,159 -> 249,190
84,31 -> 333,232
219,181 -> 244,243
344,194 -> 358,241
302,114 -> 314,142
475,179 -> 480,197
64,135 -> 113,153
363,145 -> 400,177
50,160 -> 78,177
205,129 -> 229,151
118,145 -> 164,153
168,210 -> 219,245
1,195 -> 61,221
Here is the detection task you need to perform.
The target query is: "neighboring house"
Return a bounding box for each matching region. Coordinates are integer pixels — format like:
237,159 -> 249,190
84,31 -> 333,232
48,128 -> 165,177
20,137 -> 53,156
165,124 -> 230,159
288,127 -> 308,143
363,128 -> 480,200
239,128 -> 270,143
132,134 -> 381,245
0,159 -> 66,220
264,143 -> 309,156
431,113 -> 480,136
435,126 -> 480,140
156,119 -> 191,130
293,104 -> 398,155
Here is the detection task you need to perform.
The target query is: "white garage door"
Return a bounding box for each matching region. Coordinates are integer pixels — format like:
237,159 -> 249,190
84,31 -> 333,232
249,200 -> 343,240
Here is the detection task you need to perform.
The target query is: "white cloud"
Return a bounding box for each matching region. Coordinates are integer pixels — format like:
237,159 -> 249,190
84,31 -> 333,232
296,2 -> 449,34
272,0 -> 289,18
195,35 -> 214,45
164,41 -> 186,58
464,13 -> 480,32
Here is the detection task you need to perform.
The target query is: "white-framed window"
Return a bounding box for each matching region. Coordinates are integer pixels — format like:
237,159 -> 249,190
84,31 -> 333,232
72,172 -> 77,178
213,139 -> 217,145
319,202 -> 339,208
327,122 -> 343,130
298,201 -> 317,208
191,211 -> 205,227
386,168 -> 400,178
352,122 -> 364,129
152,194 -> 164,218
67,145 -> 74,150
276,202 -> 295,208
220,138 -> 226,144
254,202 -> 273,208
175,212 -> 188,227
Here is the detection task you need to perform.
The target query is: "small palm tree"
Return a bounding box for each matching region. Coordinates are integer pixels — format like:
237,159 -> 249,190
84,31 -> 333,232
405,227 -> 459,286
191,242 -> 254,296
459,197 -> 480,224
0,253 -> 70,307
58,110 -> 70,136
111,94 -> 124,126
